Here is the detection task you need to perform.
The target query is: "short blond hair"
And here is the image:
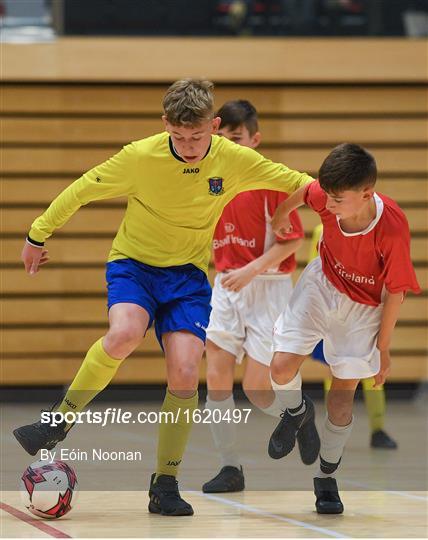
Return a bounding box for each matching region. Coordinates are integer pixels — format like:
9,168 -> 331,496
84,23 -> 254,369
163,78 -> 214,126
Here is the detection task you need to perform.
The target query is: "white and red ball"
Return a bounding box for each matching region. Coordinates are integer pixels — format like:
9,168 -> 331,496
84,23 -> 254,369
20,460 -> 78,519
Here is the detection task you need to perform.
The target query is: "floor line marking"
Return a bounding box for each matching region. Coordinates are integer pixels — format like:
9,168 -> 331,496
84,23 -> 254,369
189,491 -> 351,539
0,501 -> 72,538
342,480 -> 428,501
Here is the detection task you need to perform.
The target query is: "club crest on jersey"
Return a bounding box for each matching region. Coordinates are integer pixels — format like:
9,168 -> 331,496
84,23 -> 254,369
208,177 -> 224,196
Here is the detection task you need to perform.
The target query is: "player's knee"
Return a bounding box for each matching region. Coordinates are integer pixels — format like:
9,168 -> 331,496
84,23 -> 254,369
104,326 -> 142,357
206,362 -> 229,388
169,362 -> 199,388
108,326 -> 142,346
206,366 -> 221,387
205,341 -> 235,390
206,364 -> 234,401
270,352 -> 299,383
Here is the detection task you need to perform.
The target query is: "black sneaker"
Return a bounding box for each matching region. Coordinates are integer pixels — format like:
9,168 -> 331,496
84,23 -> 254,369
296,399 -> 320,465
202,466 -> 245,493
268,394 -> 320,463
314,477 -> 344,514
13,412 -> 69,456
370,429 -> 398,449
148,473 -> 194,516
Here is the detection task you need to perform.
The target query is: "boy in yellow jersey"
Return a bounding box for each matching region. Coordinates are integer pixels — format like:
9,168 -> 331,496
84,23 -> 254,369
13,79 -> 313,516
309,224 -> 397,449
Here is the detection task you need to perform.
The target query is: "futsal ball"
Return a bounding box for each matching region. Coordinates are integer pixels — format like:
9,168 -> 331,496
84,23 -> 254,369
20,460 -> 78,519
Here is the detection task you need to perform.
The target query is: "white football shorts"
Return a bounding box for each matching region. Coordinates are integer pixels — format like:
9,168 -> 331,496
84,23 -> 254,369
207,273 -> 293,366
273,258 -> 382,379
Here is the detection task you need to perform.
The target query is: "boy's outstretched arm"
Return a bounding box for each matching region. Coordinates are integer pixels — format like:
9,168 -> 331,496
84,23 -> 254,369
271,184 -> 312,238
221,237 -> 303,292
21,144 -> 138,274
374,291 -> 403,387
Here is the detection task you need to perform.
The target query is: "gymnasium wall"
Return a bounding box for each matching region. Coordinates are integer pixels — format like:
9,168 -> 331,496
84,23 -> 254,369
1,38 -> 427,385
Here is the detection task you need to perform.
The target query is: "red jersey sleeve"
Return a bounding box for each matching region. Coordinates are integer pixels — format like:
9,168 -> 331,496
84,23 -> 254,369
378,206 -> 421,295
266,191 -> 304,241
303,180 -> 326,213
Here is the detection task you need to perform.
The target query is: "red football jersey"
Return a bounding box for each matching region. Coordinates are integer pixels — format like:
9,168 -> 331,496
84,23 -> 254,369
304,181 -> 421,306
213,189 -> 304,274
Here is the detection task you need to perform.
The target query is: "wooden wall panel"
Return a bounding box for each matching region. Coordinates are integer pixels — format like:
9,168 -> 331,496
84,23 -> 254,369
3,117 -> 426,145
3,86 -> 427,115
2,39 -> 427,83
1,44 -> 427,384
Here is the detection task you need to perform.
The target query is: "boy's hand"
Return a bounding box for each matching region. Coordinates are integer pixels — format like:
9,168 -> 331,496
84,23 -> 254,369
221,266 -> 256,293
21,241 -> 50,275
373,349 -> 391,387
271,210 -> 292,239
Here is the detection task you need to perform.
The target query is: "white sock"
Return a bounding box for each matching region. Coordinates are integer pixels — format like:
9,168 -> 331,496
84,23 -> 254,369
206,394 -> 240,469
270,371 -> 305,414
317,415 -> 354,477
259,393 -> 283,417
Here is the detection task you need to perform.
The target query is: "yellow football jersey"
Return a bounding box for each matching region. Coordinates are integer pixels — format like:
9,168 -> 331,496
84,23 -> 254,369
29,132 -> 313,274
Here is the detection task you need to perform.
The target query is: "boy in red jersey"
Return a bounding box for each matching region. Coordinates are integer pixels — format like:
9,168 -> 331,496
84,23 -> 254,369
310,225 -> 398,450
203,100 -> 319,494
268,143 -> 421,514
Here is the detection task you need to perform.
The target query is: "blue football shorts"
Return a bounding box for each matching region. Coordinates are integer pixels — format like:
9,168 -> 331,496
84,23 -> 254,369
106,258 -> 212,347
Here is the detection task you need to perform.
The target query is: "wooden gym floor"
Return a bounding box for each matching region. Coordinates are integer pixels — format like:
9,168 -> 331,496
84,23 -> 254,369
1,397 -> 427,538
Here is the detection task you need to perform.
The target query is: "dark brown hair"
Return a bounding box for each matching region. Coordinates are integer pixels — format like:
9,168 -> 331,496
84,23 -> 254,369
319,143 -> 377,194
216,100 -> 259,136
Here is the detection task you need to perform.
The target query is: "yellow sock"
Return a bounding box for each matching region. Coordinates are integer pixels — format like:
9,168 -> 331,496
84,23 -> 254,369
156,389 -> 198,479
362,377 -> 385,433
57,338 -> 122,419
323,378 -> 332,405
